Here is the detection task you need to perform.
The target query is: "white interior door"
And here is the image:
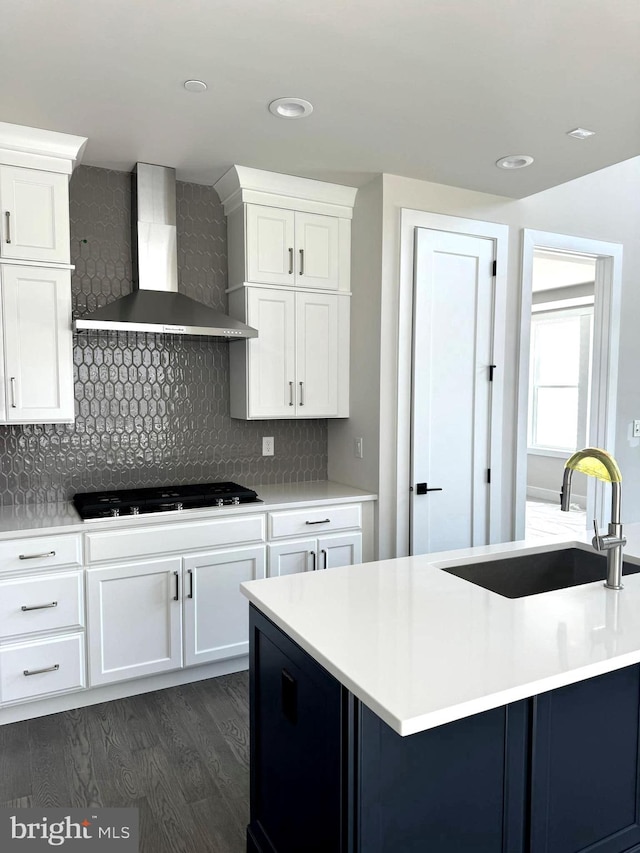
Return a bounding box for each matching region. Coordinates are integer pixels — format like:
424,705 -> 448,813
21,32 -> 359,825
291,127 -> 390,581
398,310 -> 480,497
411,228 -> 496,555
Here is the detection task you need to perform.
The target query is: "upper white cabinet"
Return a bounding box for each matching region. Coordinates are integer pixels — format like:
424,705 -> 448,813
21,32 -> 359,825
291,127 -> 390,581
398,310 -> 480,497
0,122 -> 87,425
1,265 -> 74,423
215,166 -> 357,420
228,286 -> 349,419
245,205 -> 341,290
0,166 -> 70,264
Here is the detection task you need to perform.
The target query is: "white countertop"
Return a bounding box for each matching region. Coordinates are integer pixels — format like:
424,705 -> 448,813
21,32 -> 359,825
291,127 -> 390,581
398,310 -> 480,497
242,524 -> 640,736
0,481 -> 376,540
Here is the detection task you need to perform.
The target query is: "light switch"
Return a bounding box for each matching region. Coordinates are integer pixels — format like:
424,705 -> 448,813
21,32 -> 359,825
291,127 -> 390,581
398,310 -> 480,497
354,437 -> 363,459
634,421 -> 640,438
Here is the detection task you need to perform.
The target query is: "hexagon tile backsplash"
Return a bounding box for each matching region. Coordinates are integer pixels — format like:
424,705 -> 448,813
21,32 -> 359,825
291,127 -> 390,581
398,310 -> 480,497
0,166 -> 327,506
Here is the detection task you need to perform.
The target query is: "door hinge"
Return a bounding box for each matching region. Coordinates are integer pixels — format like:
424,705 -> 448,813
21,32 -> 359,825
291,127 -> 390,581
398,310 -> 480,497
486,468 -> 491,484
489,364 -> 496,382
491,260 -> 497,277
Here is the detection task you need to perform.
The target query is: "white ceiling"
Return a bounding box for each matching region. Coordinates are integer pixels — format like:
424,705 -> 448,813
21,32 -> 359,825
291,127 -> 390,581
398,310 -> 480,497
4,0 -> 640,197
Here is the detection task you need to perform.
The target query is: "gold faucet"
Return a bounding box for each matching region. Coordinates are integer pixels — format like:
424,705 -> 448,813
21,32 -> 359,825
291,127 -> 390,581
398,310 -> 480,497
560,447 -> 626,590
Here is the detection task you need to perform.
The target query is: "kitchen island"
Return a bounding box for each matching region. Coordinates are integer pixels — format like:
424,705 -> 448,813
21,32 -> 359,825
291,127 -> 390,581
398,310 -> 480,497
241,526 -> 640,853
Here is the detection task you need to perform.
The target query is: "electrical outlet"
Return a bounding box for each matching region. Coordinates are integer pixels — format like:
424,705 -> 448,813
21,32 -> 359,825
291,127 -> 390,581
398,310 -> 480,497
262,436 -> 274,456
634,420 -> 640,438
354,437 -> 363,459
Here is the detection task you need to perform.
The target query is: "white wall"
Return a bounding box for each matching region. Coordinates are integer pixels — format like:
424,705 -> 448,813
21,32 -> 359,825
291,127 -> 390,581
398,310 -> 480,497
341,157 -> 640,559
328,176 -> 383,494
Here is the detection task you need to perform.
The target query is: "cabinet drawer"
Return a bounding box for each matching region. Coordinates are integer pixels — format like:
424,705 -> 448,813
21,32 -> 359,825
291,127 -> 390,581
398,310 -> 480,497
0,633 -> 85,704
269,504 -> 361,539
0,570 -> 84,640
86,514 -> 266,563
0,534 -> 82,573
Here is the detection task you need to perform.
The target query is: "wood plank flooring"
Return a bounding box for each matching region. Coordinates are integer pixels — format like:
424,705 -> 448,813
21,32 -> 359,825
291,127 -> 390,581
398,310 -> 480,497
0,672 -> 250,853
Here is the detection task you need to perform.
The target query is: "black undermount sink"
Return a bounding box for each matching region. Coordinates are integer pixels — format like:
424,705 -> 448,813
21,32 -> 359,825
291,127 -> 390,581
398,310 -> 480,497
441,547 -> 640,599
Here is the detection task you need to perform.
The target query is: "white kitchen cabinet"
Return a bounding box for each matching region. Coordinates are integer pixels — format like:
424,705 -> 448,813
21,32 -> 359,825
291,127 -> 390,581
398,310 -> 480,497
86,557 -> 183,686
268,502 -> 364,577
0,165 -> 70,264
245,204 -> 340,290
229,286 -> 349,419
183,545 -> 266,666
1,264 -> 74,423
268,532 -> 362,577
216,166 -> 356,421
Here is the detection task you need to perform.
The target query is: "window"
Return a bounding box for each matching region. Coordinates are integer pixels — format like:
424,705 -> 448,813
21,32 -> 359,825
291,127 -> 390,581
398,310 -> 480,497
528,306 -> 593,453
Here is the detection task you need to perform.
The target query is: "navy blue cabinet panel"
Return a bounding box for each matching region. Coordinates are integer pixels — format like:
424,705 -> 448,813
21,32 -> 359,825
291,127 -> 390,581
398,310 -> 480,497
531,664 -> 640,853
248,607 -> 345,853
357,699 -> 529,853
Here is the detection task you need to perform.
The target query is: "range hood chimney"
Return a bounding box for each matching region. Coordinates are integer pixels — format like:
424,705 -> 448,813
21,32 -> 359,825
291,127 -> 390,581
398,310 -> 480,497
74,163 -> 257,339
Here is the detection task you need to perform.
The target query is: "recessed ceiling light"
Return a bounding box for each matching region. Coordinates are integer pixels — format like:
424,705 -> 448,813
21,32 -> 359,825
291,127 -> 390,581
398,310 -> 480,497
567,127 -> 595,140
495,154 -> 534,170
184,80 -> 208,93
268,97 -> 314,119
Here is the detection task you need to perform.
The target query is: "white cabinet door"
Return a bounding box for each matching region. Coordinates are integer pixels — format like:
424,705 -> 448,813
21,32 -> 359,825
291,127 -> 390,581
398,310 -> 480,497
295,291 -> 340,416
246,287 -> 296,418
86,558 -> 183,686
246,204 -> 295,286
0,166 -> 70,263
318,532 -> 362,570
295,211 -> 340,290
268,538 -> 317,577
183,545 -> 266,666
1,265 -> 74,423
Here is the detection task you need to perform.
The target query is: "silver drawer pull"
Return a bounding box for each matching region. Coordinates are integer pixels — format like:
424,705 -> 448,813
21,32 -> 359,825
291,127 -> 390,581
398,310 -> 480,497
21,601 -> 58,612
10,376 -> 17,409
19,550 -> 56,560
5,211 -> 11,244
305,519 -> 330,525
23,664 -> 59,677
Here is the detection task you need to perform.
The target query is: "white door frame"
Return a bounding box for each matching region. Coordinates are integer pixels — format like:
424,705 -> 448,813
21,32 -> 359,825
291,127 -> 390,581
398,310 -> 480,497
514,229 -> 622,539
397,209 -> 509,556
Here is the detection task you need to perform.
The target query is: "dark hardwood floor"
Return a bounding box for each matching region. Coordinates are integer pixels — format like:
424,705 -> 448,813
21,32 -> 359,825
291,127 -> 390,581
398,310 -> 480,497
0,672 -> 250,853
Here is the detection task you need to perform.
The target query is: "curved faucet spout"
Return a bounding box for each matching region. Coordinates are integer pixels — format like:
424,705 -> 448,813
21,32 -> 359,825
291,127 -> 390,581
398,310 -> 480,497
560,447 -> 625,590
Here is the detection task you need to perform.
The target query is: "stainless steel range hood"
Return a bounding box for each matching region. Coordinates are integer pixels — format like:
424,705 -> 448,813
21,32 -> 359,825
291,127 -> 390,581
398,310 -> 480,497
74,163 -> 257,338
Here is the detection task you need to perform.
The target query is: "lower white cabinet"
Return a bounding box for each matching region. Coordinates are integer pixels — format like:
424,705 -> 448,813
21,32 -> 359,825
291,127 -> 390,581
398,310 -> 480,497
269,532 -> 362,577
183,545 -> 266,666
86,557 -> 183,686
86,547 -> 267,686
0,633 -> 85,704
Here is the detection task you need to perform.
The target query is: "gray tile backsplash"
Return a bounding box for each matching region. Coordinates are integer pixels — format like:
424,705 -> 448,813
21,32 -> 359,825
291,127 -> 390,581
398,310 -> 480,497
0,166 -> 327,506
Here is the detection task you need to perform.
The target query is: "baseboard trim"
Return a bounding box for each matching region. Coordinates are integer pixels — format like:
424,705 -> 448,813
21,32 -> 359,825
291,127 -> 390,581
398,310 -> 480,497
526,486 -> 586,509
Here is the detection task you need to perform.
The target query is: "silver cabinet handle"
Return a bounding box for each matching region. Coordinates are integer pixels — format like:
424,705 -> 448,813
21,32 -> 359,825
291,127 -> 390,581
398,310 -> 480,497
10,377 -> 16,408
299,381 -> 304,406
24,664 -> 59,677
173,571 -> 180,601
321,549 -> 327,570
310,551 -> 316,571
299,248 -> 304,275
19,550 -> 55,560
188,569 -> 194,599
288,247 -> 294,275
289,381 -> 294,406
21,601 -> 58,612
305,519 -> 330,525
5,211 -> 11,244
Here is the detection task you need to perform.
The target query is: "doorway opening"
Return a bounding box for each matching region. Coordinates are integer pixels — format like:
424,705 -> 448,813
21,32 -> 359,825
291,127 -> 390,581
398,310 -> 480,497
524,249 -> 595,539
515,231 -> 622,541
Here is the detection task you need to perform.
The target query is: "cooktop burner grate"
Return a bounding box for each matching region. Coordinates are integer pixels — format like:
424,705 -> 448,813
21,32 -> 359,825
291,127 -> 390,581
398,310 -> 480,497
73,481 -> 261,520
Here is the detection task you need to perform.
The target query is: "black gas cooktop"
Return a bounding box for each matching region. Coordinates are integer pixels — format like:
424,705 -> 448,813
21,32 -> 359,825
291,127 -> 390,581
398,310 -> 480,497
73,482 -> 260,520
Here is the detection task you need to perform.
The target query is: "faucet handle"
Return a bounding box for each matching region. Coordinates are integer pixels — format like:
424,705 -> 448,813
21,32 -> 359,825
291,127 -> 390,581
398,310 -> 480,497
592,519 -> 605,551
